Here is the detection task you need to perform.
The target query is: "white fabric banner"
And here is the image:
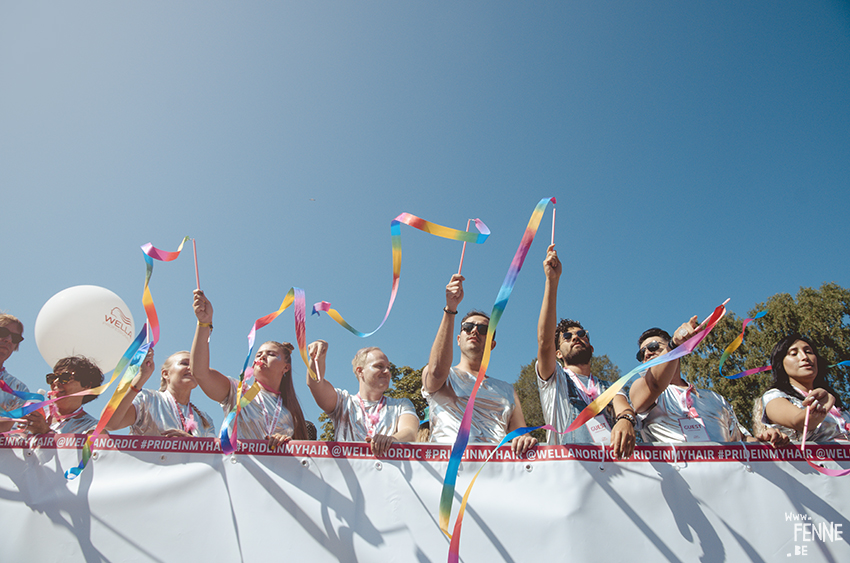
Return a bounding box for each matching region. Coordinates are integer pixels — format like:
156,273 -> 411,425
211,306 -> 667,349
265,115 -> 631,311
1,435 -> 848,562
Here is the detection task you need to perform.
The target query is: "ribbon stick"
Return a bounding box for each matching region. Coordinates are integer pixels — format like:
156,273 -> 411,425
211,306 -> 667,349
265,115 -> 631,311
193,238 -> 200,290
457,219 -> 472,275
313,214 -> 490,338
551,206 -> 556,246
438,197 -> 554,557
718,311 -> 766,375
219,287 -> 317,455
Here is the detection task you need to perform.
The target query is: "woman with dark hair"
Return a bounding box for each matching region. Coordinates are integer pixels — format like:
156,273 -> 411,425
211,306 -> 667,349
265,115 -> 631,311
105,350 -> 215,437
754,334 -> 849,441
190,290 -> 308,448
23,356 -> 103,435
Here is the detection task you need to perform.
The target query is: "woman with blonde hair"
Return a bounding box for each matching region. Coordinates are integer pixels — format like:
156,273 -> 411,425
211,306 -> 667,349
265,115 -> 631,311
106,350 -> 215,437
191,290 -> 308,448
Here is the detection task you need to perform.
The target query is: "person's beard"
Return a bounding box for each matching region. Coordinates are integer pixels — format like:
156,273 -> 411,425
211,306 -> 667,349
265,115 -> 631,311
564,345 -> 592,366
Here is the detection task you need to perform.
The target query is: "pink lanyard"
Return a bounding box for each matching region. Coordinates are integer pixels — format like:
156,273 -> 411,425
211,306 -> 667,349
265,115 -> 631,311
672,384 -> 700,419
166,391 -> 197,434
260,393 -> 283,436
567,370 -> 600,404
356,394 -> 385,437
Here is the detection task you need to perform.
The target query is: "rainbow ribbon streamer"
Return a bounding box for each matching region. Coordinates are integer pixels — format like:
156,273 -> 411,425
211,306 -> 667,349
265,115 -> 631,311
438,197 -> 554,555
66,237 -> 190,479
831,361 -> 850,368
718,311 -> 766,375
219,287 -> 317,455
444,299 -> 726,562
724,366 -> 771,380
312,214 -> 490,337
0,382 -> 46,418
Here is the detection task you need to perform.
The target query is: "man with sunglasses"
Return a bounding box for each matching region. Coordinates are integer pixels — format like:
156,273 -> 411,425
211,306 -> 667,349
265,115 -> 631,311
422,273 -> 537,456
0,314 -> 30,433
537,245 -> 636,459
630,326 -> 788,446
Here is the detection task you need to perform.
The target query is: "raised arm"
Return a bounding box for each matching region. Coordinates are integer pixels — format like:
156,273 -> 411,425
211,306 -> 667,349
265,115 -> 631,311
189,290 -> 232,403
105,349 -> 155,430
537,245 -> 561,381
629,316 -> 698,413
422,274 -> 464,394
306,340 -> 337,413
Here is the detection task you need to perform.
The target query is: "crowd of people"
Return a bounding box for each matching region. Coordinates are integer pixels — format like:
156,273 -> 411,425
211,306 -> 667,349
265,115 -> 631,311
2,244 -> 849,454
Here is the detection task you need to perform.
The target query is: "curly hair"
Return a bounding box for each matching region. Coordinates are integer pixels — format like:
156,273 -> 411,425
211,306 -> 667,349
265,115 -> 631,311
52,356 -> 103,404
554,318 -> 585,349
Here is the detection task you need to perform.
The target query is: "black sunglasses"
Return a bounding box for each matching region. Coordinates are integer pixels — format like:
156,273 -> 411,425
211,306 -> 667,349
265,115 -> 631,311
0,327 -> 24,345
461,322 -> 489,336
637,340 -> 665,362
562,329 -> 589,341
46,371 -> 76,385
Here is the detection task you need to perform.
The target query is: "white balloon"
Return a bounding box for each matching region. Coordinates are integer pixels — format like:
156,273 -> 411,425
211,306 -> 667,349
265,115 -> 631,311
34,285 -> 136,373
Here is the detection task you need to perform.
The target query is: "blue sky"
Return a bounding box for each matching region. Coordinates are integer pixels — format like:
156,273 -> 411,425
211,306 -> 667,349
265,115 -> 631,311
2,2 -> 848,431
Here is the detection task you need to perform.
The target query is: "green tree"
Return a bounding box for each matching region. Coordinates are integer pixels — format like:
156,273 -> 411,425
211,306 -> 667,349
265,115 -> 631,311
682,282 -> 850,430
513,354 -> 622,442
316,363 -> 427,442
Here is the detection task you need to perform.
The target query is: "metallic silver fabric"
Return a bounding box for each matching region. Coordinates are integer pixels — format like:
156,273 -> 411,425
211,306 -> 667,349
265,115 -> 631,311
759,388 -> 850,441
50,411 -> 97,434
537,361 -> 620,445
0,369 -> 28,413
131,389 -> 215,437
639,384 -> 744,443
423,367 -> 515,444
330,388 -> 416,441
221,378 -> 295,440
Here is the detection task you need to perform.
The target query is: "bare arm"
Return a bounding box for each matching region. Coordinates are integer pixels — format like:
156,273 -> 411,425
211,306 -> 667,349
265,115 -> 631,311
508,389 -> 538,455
190,290 -> 232,403
609,393 -> 636,459
105,349 -> 155,431
367,412 -> 420,456
629,316 -> 698,413
537,245 -> 561,381
305,340 -> 337,413
764,389 -> 835,435
422,274 -> 464,394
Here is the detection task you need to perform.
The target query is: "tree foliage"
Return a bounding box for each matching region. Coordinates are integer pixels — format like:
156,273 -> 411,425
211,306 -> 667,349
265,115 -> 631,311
513,354 -> 622,442
682,282 -> 850,430
316,363 -> 427,442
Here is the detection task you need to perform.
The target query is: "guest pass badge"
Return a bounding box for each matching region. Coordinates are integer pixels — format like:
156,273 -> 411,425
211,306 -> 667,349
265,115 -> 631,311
586,415 -> 612,444
678,416 -> 710,442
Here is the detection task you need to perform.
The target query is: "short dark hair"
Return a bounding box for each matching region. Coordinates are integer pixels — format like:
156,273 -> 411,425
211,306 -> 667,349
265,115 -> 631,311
52,356 -> 103,404
461,309 -> 490,323
637,328 -> 672,348
555,318 -> 585,349
770,333 -> 843,409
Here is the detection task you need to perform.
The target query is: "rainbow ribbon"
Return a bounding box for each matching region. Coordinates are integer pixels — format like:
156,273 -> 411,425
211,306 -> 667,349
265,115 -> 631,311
444,298 -> 726,562
0,382 -> 46,418
219,287 -> 317,454
718,311 -> 766,375
313,214 -> 490,337
66,237 -> 190,479
724,366 -> 771,380
831,361 -> 850,368
438,197 -> 554,556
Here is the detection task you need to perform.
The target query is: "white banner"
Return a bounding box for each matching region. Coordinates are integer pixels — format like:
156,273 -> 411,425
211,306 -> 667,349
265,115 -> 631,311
1,436 -> 848,562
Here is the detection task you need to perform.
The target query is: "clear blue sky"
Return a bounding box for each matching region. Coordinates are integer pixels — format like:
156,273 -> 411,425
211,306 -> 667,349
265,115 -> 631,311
2,2 -> 848,431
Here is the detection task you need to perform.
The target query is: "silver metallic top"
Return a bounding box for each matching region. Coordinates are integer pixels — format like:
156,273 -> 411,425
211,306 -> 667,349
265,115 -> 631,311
639,383 -> 745,443
50,410 -> 98,434
131,389 -> 215,437
330,388 -> 416,441
759,388 -> 850,442
221,378 -> 295,440
537,361 -> 621,445
0,369 -> 28,414
423,367 -> 515,444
